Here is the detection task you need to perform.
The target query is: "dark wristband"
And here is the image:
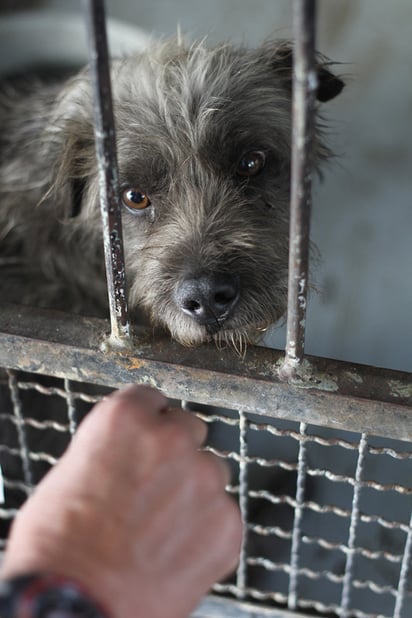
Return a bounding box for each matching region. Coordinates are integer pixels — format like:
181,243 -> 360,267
0,574 -> 109,618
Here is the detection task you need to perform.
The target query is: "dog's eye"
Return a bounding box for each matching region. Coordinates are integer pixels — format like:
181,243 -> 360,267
122,188 -> 151,211
237,151 -> 266,177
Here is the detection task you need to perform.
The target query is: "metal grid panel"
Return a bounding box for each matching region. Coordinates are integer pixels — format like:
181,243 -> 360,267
1,371 -> 411,617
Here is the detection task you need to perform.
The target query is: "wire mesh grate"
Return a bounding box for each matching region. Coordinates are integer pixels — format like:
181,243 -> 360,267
209,410 -> 412,617
2,369 -> 410,618
0,369 -> 108,549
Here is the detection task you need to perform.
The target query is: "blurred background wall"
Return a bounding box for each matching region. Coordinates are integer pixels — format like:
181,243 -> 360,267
2,0 -> 411,372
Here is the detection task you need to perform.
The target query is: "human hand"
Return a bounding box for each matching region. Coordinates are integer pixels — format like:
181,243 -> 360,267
1,385 -> 242,618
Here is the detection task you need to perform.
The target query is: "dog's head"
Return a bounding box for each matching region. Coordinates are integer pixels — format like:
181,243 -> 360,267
52,39 -> 343,348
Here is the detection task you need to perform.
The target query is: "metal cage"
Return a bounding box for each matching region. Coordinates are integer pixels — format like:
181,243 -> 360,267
0,1 -> 411,617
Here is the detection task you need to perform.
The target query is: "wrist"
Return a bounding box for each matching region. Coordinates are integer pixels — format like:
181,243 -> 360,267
0,573 -> 110,618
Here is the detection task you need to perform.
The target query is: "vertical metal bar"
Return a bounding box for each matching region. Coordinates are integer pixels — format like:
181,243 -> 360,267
235,410 -> 249,598
64,378 -> 78,435
84,0 -> 131,348
6,370 -> 33,489
340,433 -> 368,616
280,0 -> 317,380
287,422 -> 308,609
393,508 -> 412,618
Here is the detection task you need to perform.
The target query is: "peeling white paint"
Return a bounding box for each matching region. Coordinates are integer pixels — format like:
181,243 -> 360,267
344,371 -> 364,385
388,380 -> 412,399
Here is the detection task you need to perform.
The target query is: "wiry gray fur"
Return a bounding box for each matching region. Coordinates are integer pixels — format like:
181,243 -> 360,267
0,38 -> 343,351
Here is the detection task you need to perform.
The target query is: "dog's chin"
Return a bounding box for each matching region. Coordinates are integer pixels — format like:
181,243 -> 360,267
165,318 -> 270,357
145,303 -> 281,354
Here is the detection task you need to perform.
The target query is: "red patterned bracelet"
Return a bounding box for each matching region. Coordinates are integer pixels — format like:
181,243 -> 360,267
0,574 -> 109,618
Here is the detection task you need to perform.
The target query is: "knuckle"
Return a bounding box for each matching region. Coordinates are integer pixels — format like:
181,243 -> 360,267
95,386 -> 168,439
107,385 -> 168,420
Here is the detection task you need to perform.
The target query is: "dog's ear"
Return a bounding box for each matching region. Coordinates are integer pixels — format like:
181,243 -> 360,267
315,65 -> 345,102
268,41 -> 344,102
42,72 -> 97,219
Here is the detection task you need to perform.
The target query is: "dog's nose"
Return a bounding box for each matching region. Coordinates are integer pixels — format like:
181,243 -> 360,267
174,273 -> 240,326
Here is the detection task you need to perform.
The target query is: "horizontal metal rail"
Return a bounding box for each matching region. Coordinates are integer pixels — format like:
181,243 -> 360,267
192,595 -> 316,618
0,303 -> 411,441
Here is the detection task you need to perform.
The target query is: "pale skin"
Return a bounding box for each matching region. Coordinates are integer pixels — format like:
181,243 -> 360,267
1,385 -> 242,618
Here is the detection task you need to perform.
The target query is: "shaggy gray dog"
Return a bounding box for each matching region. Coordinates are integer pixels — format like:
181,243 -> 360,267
0,39 -> 343,349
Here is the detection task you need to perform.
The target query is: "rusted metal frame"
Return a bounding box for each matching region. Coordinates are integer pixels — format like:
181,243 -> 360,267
84,0 -> 131,348
192,594 -> 318,618
0,304 -> 411,441
281,0 -> 317,379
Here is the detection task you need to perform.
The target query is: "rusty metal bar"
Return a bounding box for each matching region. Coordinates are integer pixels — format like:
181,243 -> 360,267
281,0 -> 317,379
84,0 -> 131,348
0,304 -> 411,441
